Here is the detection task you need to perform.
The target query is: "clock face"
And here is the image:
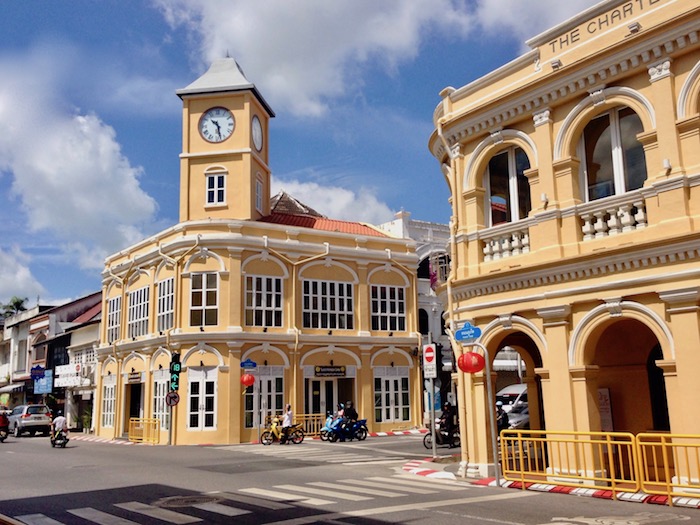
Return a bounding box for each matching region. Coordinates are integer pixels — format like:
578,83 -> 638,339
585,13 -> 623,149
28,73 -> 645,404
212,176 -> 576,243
252,115 -> 263,151
199,107 -> 234,143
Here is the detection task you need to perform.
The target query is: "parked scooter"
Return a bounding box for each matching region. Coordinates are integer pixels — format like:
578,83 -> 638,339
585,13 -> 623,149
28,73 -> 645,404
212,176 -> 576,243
260,416 -> 305,445
319,413 -> 340,441
328,418 -> 368,442
50,429 -> 69,448
423,419 -> 460,449
0,410 -> 9,443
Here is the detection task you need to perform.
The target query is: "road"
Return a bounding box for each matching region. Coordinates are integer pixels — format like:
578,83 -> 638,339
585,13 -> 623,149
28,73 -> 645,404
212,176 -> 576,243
0,433 -> 696,524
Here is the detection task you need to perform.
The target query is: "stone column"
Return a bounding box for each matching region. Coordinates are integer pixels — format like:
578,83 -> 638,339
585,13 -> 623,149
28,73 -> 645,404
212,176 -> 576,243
659,287 -> 700,434
536,305 -> 576,430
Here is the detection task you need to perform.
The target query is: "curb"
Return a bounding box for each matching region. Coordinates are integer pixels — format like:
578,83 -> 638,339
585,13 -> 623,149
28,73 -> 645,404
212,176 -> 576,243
370,429 -> 428,438
402,457 -> 700,510
402,457 -> 457,480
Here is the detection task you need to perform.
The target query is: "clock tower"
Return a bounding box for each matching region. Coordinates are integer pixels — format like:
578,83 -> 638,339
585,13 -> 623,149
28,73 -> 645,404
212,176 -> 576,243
176,58 -> 274,222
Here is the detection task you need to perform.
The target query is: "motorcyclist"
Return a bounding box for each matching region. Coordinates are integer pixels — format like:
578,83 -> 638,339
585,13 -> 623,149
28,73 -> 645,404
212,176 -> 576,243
439,401 -> 457,447
344,400 -> 358,422
0,407 -> 9,441
51,410 -> 68,436
496,401 -> 509,433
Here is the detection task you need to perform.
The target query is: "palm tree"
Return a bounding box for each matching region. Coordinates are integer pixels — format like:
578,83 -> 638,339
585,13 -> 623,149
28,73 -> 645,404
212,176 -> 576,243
2,296 -> 28,318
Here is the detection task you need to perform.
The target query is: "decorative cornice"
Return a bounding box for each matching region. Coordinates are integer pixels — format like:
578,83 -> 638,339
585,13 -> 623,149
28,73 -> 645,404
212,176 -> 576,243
433,24 -> 699,159
533,109 -> 552,127
451,237 -> 700,302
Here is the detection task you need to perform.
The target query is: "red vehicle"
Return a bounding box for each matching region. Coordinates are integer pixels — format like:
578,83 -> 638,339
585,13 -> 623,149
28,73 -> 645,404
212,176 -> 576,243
0,406 -> 9,442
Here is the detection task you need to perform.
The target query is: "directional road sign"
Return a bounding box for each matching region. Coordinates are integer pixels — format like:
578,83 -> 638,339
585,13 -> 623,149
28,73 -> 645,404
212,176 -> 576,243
454,322 -> 482,342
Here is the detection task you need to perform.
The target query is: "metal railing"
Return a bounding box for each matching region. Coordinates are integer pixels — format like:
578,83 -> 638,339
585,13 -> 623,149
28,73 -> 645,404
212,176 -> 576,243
500,430 -> 700,505
501,430 -> 639,498
128,418 -> 160,444
637,433 -> 700,505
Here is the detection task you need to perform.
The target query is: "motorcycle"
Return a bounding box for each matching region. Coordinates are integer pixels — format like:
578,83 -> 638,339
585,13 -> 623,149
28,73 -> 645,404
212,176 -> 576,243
328,418 -> 368,442
0,411 -> 8,443
50,428 -> 69,448
260,416 -> 305,445
423,418 -> 460,449
319,413 -> 343,441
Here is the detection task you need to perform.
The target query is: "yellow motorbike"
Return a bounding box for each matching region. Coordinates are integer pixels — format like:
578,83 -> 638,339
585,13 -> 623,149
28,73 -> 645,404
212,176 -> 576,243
260,416 -> 305,445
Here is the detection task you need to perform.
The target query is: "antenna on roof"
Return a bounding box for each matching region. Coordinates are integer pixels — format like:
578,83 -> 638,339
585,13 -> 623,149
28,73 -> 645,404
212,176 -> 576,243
225,49 -> 231,58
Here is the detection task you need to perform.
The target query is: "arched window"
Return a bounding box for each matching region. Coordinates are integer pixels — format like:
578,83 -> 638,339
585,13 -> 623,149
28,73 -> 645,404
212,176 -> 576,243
419,309 -> 429,335
485,147 -> 531,226
580,106 -> 647,201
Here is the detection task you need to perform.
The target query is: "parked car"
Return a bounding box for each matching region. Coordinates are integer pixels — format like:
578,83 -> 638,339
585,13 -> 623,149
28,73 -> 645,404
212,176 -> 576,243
7,404 -> 52,437
507,403 -> 530,429
496,384 -> 527,413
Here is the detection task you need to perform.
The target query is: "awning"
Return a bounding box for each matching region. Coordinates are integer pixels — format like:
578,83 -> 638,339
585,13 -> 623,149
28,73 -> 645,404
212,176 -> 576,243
0,383 -> 25,394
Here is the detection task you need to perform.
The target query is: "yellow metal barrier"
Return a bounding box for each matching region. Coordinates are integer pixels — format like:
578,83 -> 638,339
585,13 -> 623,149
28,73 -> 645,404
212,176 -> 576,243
637,432 -> 700,505
264,413 -> 326,437
500,430 -> 639,498
128,418 -> 160,444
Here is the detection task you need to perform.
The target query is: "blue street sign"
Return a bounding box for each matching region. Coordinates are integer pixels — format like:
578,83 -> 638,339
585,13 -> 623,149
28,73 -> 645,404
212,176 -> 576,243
241,358 -> 257,369
454,322 -> 482,342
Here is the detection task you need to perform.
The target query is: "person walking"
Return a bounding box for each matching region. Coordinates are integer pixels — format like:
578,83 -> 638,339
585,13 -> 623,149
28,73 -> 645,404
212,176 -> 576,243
280,404 -> 293,444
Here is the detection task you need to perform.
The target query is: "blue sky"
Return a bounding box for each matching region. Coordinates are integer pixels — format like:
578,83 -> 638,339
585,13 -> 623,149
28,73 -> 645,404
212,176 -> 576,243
0,0 -> 598,305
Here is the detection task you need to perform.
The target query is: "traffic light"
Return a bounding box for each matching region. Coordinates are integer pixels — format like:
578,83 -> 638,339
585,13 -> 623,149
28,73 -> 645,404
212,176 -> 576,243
170,353 -> 181,392
439,344 -> 454,372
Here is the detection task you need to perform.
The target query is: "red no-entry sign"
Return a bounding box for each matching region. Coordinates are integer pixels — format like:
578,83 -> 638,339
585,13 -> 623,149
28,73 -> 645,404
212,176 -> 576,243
423,344 -> 437,379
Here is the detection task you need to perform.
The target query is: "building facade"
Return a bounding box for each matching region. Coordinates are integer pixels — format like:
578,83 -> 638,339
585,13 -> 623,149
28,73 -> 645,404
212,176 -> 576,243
429,0 -> 700,476
94,59 -> 421,445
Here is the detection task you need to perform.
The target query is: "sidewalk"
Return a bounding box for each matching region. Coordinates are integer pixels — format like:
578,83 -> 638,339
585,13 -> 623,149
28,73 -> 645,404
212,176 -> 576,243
402,454 -> 700,510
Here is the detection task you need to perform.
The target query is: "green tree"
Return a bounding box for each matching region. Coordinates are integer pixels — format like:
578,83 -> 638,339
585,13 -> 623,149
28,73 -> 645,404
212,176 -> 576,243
2,296 -> 28,318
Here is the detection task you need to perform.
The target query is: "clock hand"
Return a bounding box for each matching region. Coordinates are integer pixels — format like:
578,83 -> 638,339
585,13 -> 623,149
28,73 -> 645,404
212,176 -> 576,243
212,119 -> 222,139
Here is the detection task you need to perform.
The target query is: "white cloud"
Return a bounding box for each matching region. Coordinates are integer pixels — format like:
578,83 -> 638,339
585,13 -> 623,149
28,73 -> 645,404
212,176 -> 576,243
155,0 -> 473,117
0,49 -> 158,272
271,177 -> 395,225
0,247 -> 45,302
472,0 -> 600,45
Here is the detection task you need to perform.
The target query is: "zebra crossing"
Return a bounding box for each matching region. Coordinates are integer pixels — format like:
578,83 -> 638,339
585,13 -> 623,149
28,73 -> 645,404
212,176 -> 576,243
11,475 -> 470,524
215,442 -> 411,465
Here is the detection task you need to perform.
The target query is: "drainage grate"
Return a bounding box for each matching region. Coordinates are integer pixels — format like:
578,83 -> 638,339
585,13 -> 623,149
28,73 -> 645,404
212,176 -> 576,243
154,495 -> 222,508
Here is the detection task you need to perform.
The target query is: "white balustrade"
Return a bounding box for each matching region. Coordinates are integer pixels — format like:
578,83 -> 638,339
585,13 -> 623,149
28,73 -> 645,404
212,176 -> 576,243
579,196 -> 647,241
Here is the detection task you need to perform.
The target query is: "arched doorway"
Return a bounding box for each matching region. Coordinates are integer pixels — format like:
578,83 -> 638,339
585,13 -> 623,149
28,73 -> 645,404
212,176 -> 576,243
494,331 -> 545,432
587,318 -> 669,434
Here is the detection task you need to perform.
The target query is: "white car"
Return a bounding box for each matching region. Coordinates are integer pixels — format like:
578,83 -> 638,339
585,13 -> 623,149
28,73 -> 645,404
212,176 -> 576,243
496,384 -> 527,413
507,403 -> 529,429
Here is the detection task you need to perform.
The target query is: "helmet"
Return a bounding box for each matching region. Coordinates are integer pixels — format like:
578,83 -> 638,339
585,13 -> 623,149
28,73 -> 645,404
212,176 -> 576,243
346,401 -> 353,407
57,410 -> 63,416
443,402 -> 451,408
496,401 -> 503,407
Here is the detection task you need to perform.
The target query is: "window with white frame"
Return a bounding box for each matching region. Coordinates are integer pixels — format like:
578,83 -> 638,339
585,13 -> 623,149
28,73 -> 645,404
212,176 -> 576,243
371,285 -> 406,332
255,177 -> 264,212
373,366 -> 410,423
206,170 -> 226,205
190,273 -> 218,326
107,296 -> 122,344
153,370 -> 170,430
245,276 -> 283,327
101,377 -> 116,427
580,106 -> 647,201
484,146 -> 532,226
302,279 -> 354,330
157,277 -> 174,332
127,286 -> 150,338
15,340 -> 27,372
188,367 -> 217,430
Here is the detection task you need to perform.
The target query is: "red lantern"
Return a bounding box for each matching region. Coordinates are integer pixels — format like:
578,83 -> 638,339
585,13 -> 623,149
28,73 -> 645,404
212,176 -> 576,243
241,373 -> 255,387
457,351 -> 486,374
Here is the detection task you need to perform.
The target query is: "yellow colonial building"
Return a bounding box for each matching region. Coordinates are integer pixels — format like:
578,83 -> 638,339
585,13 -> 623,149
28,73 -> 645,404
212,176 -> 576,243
430,0 -> 700,477
94,59 -> 421,445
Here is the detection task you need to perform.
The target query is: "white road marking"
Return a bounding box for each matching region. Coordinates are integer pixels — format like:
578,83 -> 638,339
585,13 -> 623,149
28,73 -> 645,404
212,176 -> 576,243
307,481 -> 405,498
14,515 -> 64,525
114,502 -> 201,524
274,484 -> 372,501
67,508 -> 141,525
238,487 -> 333,506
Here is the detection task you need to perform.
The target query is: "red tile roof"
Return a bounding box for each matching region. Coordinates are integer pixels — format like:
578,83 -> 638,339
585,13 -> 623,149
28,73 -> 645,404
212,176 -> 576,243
259,213 -> 387,237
